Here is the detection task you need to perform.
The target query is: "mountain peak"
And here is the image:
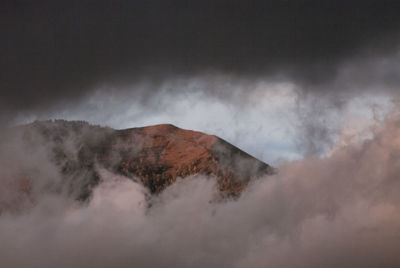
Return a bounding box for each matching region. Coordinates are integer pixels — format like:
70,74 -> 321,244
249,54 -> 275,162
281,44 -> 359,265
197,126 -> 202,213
111,124 -> 273,195
10,121 -> 274,200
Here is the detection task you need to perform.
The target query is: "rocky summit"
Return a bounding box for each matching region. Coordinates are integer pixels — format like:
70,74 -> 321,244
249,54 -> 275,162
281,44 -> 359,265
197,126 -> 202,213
4,120 -> 274,201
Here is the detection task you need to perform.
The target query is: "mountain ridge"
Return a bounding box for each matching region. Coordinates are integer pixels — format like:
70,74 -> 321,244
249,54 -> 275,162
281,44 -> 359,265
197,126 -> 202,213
3,120 -> 274,203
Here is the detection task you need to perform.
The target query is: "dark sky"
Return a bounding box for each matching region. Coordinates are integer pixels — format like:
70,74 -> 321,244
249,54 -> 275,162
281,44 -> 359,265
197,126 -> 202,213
1,0 -> 400,117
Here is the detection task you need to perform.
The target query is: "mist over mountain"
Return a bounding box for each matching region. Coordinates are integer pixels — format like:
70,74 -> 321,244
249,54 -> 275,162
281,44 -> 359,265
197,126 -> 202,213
2,1 -> 400,267
2,111 -> 400,267
0,120 -> 273,212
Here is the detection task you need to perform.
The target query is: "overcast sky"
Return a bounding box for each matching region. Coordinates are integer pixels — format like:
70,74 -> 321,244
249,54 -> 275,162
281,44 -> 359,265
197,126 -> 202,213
2,0 -> 400,163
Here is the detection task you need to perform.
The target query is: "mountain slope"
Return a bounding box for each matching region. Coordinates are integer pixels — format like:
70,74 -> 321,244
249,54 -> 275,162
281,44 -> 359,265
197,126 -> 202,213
104,123 -> 273,195
2,120 -> 273,203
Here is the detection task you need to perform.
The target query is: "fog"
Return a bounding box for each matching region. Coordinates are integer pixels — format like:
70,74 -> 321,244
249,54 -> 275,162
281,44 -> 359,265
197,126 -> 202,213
1,107 -> 400,267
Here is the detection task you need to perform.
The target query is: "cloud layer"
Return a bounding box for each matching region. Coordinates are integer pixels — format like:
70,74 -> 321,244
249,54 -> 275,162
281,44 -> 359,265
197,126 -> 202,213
2,2 -> 400,266
2,0 -> 400,119
2,107 -> 400,267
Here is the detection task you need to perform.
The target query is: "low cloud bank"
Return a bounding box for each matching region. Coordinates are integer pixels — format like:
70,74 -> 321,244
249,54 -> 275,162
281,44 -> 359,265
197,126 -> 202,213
2,110 -> 400,267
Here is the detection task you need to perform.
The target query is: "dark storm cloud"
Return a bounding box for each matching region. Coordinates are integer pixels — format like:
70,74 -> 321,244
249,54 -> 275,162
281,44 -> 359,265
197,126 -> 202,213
1,0 -> 400,115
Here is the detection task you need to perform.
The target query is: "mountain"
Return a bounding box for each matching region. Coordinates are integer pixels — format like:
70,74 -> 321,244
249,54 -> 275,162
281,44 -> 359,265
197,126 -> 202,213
3,120 -> 273,202
105,123 -> 273,195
